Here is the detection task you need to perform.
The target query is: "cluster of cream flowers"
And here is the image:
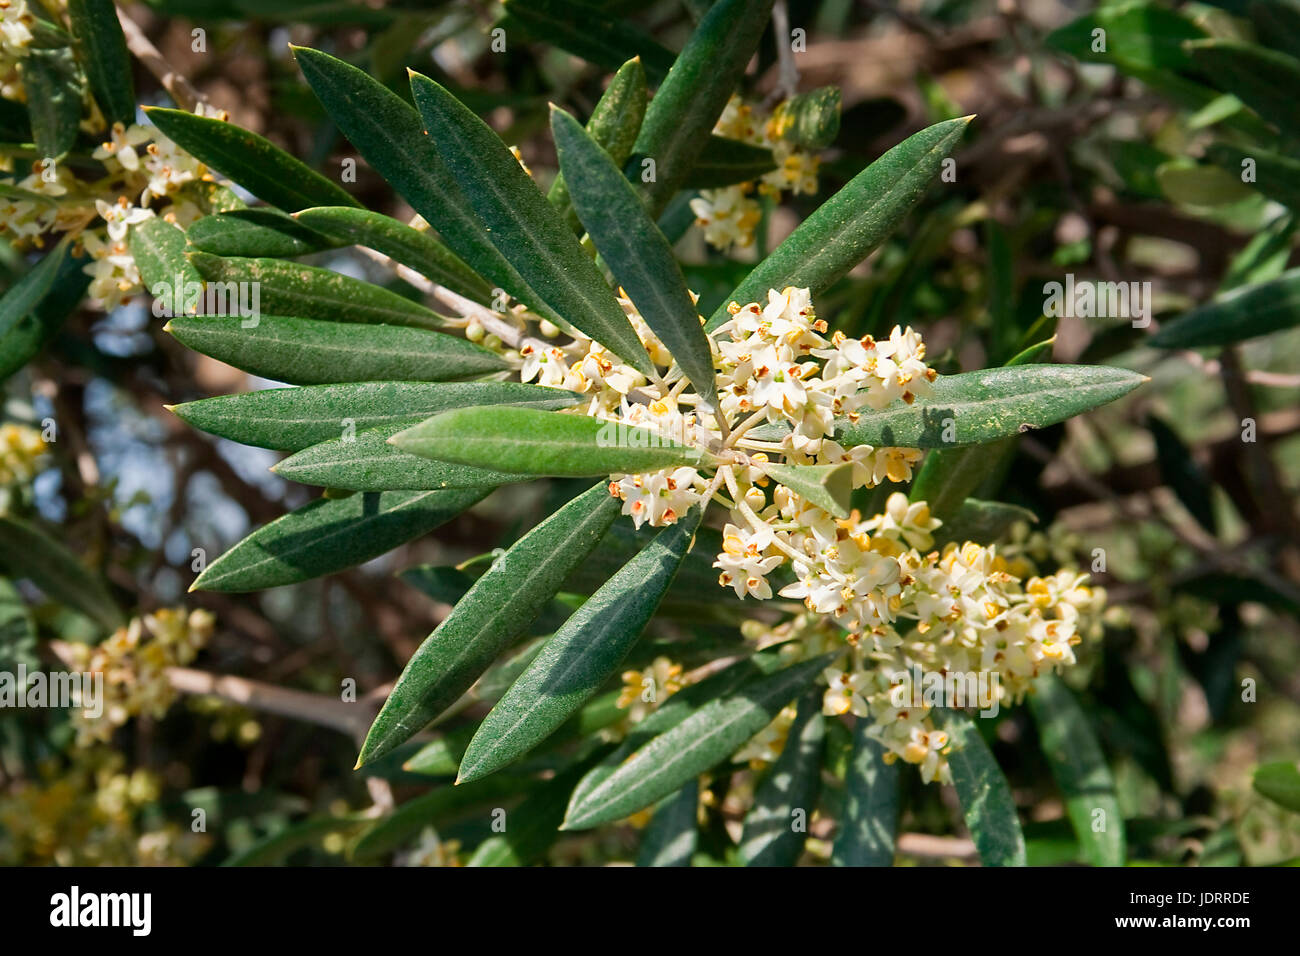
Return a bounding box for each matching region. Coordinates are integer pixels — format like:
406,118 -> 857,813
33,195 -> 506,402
689,96 -> 822,253
64,607 -> 215,745
2,91 -> 221,309
0,422 -> 46,488
489,283 -> 1103,785
0,0 -> 35,100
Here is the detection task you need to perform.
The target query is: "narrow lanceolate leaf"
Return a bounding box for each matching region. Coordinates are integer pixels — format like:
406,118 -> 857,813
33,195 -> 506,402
188,252 -> 445,331
1206,144 -> 1300,217
633,0 -> 777,216
1,241 -> 72,381
392,405 -> 709,477
567,654 -> 778,814
21,49 -> 81,159
835,365 -> 1145,450
0,516 -> 124,631
143,106 -> 360,212
186,209 -> 343,259
273,425 -> 524,492
706,117 -> 971,330
1028,675 -> 1125,867
548,58 -> 648,232
683,135 -> 777,188
761,462 -> 852,518
1185,39 -> 1300,133
563,654 -> 833,830
739,692 -> 825,866
67,0 -> 134,125
636,781 -> 699,867
293,206 -> 491,302
501,0 -> 677,85
170,381 -> 578,452
165,313 -> 507,386
831,720 -> 899,866
129,217 -> 202,296
222,814 -> 369,867
938,709 -> 1026,867
1150,267 -> 1300,348
348,776 -> 530,861
552,107 -> 717,409
358,483 -> 621,767
291,47 -> 535,313
409,72 -> 652,375
458,511 -> 702,783
193,488 -> 485,592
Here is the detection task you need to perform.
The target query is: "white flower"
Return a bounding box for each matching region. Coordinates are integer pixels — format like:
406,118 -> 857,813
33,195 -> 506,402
95,197 -> 154,242
93,123 -> 153,172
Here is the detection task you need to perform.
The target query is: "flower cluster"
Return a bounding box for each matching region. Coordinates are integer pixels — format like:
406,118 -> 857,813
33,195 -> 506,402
0,422 -> 47,488
0,0 -> 34,100
689,96 -> 822,253
64,607 -> 215,745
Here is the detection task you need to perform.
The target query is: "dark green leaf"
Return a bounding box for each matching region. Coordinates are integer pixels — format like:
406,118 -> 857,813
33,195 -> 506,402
683,135 -> 776,188
192,488 -> 486,592
222,814 -> 368,866
1185,39 -> 1300,132
706,117 -> 971,329
457,510 -> 701,782
20,48 -> 82,159
67,0 -> 134,125
166,313 -> 506,386
129,216 -> 202,295
1046,3 -> 1206,71
769,86 -> 842,150
409,72 -> 652,374
500,0 -> 677,84
186,209 -> 343,258
143,106 -> 361,211
938,708 -> 1026,867
170,381 -> 578,451
552,107 -> 717,408
933,499 -> 1037,548
0,515 -> 123,631
738,691 -> 825,866
0,241 -> 86,382
1150,266 -> 1300,347
831,719 -> 899,866
357,483 -> 621,766
636,781 -> 699,867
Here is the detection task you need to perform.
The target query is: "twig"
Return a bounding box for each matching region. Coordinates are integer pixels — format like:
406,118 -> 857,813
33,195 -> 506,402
117,10 -> 205,113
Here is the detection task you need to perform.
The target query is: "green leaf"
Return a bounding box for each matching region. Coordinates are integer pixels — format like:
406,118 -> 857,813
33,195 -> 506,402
632,0 -> 777,216
1046,3 -> 1206,71
165,313 -> 507,386
358,483 -> 621,766
501,0 -> 677,85
143,106 -> 360,212
273,423 -> 523,491
1148,416 -> 1216,534
188,252 -> 445,331
567,653 -> 780,812
290,47 -> 535,313
705,117 -> 971,329
738,692 -> 825,866
457,510 -> 702,783
129,217 -> 202,295
768,86 -> 842,150
0,240 -> 86,382
831,719 -> 899,866
409,71 -> 652,374
1028,675 -> 1125,866
682,136 -> 776,188
1250,0 -> 1300,62
20,48 -> 82,159
67,0 -> 134,125
833,365 -> 1145,449
552,107 -> 718,408
192,487 -> 485,592
636,781 -> 699,867
170,381 -> 578,451
186,209 -> 343,258
562,654 -> 832,830
1185,39 -> 1300,132
293,206 -> 491,302
391,405 -> 710,477
932,499 -> 1037,548
1150,266 -> 1300,348
548,58 -> 648,231
0,515 -> 124,631
1253,760 -> 1300,813
761,462 -> 852,518
222,814 -> 368,866
0,577 -> 37,672
1156,161 -> 1254,206
938,709 -> 1026,867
